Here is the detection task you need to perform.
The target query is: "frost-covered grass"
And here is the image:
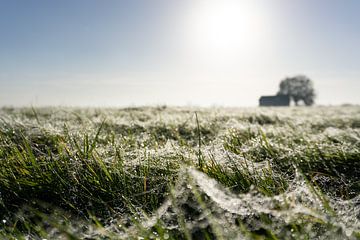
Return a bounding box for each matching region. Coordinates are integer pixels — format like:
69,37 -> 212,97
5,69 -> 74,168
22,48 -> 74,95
0,106 -> 359,239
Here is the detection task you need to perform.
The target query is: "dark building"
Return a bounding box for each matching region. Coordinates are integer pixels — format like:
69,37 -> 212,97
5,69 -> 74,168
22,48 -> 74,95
259,95 -> 290,106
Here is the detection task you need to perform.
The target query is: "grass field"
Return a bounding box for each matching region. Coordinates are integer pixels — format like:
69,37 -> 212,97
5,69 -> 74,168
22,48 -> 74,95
0,106 -> 359,239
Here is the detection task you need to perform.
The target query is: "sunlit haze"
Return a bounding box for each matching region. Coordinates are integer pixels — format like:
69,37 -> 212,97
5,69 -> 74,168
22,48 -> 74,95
0,0 -> 359,107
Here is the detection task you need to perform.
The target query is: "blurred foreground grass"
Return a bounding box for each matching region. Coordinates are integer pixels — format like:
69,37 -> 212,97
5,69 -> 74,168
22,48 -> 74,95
0,106 -> 359,239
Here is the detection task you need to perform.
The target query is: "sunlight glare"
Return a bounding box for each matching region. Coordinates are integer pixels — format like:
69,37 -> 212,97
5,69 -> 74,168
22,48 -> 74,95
185,0 -> 269,64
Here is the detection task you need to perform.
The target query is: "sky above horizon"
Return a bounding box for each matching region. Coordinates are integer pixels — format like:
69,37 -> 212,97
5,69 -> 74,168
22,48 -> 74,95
0,0 -> 359,107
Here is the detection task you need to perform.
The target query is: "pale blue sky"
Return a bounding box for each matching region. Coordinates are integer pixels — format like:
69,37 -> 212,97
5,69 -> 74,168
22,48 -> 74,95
0,0 -> 359,106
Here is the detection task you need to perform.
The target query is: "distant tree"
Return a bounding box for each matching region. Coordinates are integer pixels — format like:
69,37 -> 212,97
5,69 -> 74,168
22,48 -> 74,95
278,75 -> 316,106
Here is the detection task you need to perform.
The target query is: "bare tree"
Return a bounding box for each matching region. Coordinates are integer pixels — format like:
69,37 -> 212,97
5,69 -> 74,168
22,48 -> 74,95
278,75 -> 316,106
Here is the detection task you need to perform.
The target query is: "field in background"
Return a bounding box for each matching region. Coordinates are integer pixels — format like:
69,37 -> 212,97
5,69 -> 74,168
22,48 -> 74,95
0,106 -> 359,239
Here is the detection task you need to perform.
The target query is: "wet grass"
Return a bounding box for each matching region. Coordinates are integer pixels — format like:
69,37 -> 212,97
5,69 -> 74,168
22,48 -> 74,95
0,106 -> 359,239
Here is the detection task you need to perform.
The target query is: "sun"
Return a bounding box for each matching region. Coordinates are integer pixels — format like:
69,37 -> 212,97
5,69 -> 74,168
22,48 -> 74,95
184,0 -> 269,63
